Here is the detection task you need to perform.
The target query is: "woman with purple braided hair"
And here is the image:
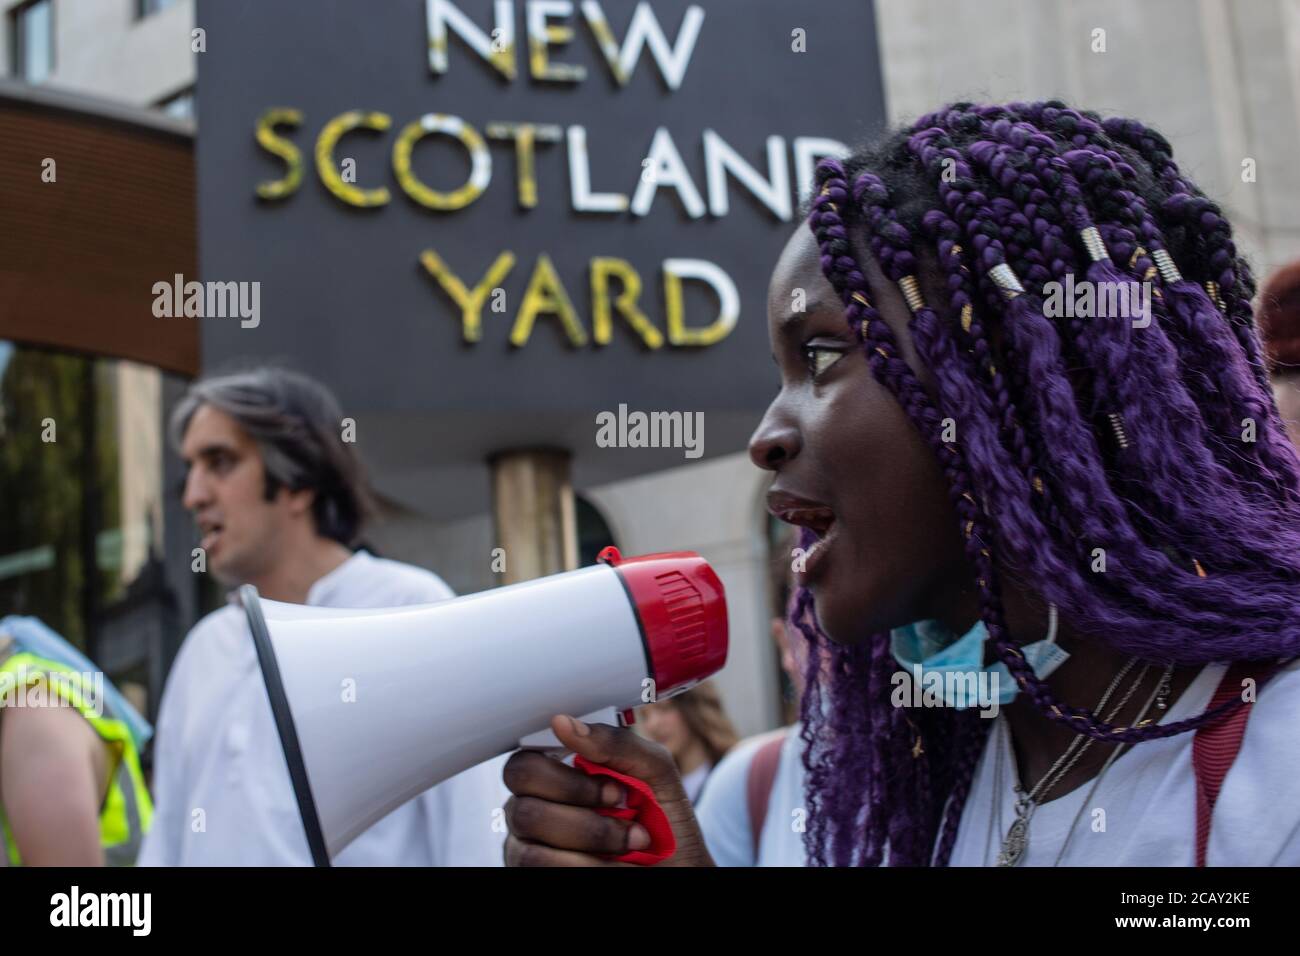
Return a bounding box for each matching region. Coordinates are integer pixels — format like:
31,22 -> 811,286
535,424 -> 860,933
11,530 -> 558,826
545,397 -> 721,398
500,101 -> 1300,867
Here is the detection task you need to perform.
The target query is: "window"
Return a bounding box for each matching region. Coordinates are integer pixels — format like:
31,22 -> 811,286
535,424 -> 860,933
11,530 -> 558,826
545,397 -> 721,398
157,86 -> 194,120
10,0 -> 54,84
136,0 -> 179,18
0,343 -> 173,657
0,343 -> 197,719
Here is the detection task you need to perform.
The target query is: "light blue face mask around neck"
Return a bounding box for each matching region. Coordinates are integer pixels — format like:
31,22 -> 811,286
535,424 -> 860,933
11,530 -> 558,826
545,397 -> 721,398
889,607 -> 1069,710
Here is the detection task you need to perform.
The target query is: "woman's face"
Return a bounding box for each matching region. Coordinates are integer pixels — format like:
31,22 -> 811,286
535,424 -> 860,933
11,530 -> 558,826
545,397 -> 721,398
638,700 -> 693,763
749,226 -> 975,645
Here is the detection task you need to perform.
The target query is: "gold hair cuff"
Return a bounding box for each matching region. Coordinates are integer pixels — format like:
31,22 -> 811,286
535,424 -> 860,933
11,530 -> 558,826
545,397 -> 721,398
1205,281 -> 1226,311
898,276 -> 925,313
1080,226 -> 1109,263
1151,248 -> 1182,285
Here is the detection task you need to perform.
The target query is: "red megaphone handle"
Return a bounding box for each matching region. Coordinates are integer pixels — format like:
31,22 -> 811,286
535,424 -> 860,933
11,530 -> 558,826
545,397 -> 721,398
573,755 -> 677,865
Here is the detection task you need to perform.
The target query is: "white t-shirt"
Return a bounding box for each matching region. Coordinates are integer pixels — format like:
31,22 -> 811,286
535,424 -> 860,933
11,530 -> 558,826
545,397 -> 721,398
949,658 -> 1300,866
694,725 -> 808,867
680,763 -> 712,804
138,551 -> 510,866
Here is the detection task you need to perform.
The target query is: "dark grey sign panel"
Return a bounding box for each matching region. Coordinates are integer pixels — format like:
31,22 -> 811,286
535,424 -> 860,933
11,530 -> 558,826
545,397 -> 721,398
196,0 -> 885,476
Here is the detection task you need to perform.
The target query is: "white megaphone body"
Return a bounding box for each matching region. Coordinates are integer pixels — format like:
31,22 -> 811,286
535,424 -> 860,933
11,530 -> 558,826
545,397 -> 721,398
239,546 -> 728,865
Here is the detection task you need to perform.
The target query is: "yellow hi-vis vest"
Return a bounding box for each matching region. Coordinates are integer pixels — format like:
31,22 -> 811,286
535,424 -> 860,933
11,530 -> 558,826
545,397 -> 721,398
0,650 -> 154,865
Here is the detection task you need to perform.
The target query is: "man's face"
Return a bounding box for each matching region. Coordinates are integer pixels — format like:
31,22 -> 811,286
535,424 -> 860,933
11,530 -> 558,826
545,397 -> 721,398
179,404 -> 297,585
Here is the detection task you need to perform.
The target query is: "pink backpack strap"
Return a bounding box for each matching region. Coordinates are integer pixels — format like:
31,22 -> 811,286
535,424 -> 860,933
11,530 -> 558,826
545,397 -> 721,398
745,731 -> 788,861
1191,660 -> 1283,866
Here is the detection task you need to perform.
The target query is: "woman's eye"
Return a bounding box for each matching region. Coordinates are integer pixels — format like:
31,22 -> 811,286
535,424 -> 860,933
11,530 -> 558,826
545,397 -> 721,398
804,346 -> 845,380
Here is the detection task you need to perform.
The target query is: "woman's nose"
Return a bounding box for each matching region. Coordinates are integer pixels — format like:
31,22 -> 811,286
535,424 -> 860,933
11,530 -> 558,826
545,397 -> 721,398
748,407 -> 801,471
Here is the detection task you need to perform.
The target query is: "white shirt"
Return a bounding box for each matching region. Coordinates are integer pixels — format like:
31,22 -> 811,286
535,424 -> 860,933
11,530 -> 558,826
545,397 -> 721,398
680,763 -> 711,804
694,724 -> 808,867
950,658 -> 1300,866
139,551 -> 510,866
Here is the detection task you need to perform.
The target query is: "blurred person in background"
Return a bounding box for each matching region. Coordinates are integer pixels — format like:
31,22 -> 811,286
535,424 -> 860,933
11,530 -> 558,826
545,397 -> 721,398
638,681 -> 737,803
0,615 -> 153,865
694,533 -> 811,866
140,367 -> 507,866
1256,261 -> 1300,449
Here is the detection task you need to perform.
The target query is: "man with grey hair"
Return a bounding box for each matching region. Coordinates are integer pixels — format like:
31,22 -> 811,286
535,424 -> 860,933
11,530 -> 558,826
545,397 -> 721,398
139,367 -> 507,865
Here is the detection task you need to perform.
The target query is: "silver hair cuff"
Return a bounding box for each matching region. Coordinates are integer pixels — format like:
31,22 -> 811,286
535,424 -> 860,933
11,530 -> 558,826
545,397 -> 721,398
1080,226 -> 1109,263
898,276 -> 925,313
1108,412 -> 1130,450
989,263 -> 1026,300
1151,248 -> 1183,285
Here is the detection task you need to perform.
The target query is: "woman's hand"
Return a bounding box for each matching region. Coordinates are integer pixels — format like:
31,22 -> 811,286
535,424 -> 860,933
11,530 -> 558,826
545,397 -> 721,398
502,714 -> 715,866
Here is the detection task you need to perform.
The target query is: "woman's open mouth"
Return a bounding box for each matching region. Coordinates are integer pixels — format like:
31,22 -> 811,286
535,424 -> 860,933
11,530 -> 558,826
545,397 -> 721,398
766,490 -> 838,587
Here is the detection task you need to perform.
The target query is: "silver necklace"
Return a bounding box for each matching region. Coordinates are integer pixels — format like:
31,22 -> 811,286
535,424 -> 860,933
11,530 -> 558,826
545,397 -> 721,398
995,658 -> 1149,867
1051,663 -> 1173,865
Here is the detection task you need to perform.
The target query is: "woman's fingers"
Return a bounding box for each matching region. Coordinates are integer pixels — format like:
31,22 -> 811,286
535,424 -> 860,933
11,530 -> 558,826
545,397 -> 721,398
501,715 -> 716,867
503,834 -> 634,867
502,748 -> 622,807
548,715 -> 685,794
505,795 -> 650,856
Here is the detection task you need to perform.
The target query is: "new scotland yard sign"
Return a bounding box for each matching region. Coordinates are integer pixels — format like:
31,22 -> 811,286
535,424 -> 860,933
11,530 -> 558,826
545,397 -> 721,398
196,0 -> 885,492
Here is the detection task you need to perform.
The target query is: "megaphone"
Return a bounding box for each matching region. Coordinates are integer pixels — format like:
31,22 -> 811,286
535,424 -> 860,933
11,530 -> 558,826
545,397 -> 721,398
239,546 -> 728,865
